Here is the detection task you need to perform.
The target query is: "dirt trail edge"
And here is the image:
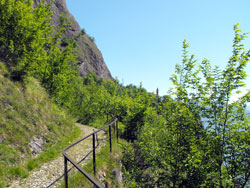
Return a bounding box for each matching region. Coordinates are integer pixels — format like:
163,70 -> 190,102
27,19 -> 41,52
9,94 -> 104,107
9,124 -> 107,188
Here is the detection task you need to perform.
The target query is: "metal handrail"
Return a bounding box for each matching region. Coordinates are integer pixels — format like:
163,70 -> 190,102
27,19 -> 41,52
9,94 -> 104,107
62,116 -> 119,188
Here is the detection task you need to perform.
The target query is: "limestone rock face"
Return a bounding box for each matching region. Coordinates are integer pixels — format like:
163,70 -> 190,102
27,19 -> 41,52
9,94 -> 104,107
33,0 -> 113,80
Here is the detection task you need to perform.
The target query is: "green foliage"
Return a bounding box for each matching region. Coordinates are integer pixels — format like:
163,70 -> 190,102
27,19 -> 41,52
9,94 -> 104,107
59,137 -> 126,188
0,0 -> 52,77
60,72 -> 155,138
1,1 -> 249,187
25,124 -> 79,171
0,63 -> 78,186
122,142 -> 141,187
0,0 -> 77,101
169,24 -> 250,187
122,24 -> 250,188
123,104 -> 206,187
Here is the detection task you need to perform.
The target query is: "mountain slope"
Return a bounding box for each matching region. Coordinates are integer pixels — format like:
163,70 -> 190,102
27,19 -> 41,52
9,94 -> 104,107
0,62 -> 77,187
33,0 -> 113,80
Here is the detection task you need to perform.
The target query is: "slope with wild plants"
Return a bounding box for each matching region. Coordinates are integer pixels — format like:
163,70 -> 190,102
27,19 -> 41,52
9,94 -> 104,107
0,1 -> 127,187
0,62 -> 79,187
9,124 -> 107,188
1,0 -> 249,188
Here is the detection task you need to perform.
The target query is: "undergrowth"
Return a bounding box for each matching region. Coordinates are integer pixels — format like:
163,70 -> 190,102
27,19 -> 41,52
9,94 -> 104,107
0,62 -> 80,187
59,127 -> 126,188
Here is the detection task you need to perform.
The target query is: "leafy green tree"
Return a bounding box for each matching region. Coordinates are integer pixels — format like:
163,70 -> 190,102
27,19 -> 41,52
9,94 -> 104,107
0,0 -> 78,107
170,24 -> 250,187
136,100 -> 206,188
123,24 -> 250,188
0,0 -> 53,79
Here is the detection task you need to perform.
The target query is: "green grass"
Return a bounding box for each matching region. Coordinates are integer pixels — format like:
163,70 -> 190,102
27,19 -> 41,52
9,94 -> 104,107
59,135 -> 126,188
88,116 -> 107,129
0,62 -> 81,187
9,166 -> 28,179
0,61 -> 127,187
26,125 -> 80,171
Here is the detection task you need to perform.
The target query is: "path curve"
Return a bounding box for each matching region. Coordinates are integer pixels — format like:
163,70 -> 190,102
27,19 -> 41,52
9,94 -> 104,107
9,124 -> 107,188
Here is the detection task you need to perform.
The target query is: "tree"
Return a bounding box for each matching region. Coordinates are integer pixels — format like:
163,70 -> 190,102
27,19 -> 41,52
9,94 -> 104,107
138,101 -> 206,187
170,24 -> 250,187
0,0 -> 78,103
0,0 -> 53,79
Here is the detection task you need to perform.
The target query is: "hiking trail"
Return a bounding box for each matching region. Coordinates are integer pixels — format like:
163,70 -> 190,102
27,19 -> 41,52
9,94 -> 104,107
9,124 -> 107,188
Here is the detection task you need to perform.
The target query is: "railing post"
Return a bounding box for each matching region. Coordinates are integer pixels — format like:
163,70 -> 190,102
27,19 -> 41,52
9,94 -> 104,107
116,120 -> 119,143
109,125 -> 112,153
93,133 -> 96,175
64,156 -> 68,188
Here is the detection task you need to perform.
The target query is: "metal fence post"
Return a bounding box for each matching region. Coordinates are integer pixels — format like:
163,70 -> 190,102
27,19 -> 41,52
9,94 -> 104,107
93,133 -> 96,175
64,156 -> 68,188
116,120 -> 119,143
109,125 -> 112,153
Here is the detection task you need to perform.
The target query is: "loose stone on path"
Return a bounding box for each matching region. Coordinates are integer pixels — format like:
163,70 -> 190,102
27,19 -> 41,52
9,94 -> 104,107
9,124 -> 107,188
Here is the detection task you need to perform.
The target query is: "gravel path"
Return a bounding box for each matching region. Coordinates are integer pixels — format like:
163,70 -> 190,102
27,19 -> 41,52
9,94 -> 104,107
9,124 -> 107,188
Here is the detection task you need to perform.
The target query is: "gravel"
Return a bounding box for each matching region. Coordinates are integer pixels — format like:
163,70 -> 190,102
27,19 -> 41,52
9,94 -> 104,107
8,124 -> 107,188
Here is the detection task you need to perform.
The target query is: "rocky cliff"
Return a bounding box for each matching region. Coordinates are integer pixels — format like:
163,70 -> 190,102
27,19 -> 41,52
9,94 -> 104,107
33,0 -> 113,80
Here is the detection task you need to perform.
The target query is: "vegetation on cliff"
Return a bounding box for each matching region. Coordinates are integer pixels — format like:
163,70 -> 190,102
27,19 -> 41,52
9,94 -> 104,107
0,0 -> 249,187
0,62 -> 79,187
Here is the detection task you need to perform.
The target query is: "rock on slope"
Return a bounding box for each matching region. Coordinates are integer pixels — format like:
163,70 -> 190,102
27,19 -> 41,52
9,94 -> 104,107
33,0 -> 113,80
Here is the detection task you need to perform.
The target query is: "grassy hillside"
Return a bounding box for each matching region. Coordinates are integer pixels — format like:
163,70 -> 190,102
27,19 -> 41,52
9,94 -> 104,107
0,62 -> 79,187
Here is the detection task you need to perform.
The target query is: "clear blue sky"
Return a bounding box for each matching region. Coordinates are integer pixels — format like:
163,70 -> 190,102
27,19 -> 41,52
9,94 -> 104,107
65,0 -> 250,95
